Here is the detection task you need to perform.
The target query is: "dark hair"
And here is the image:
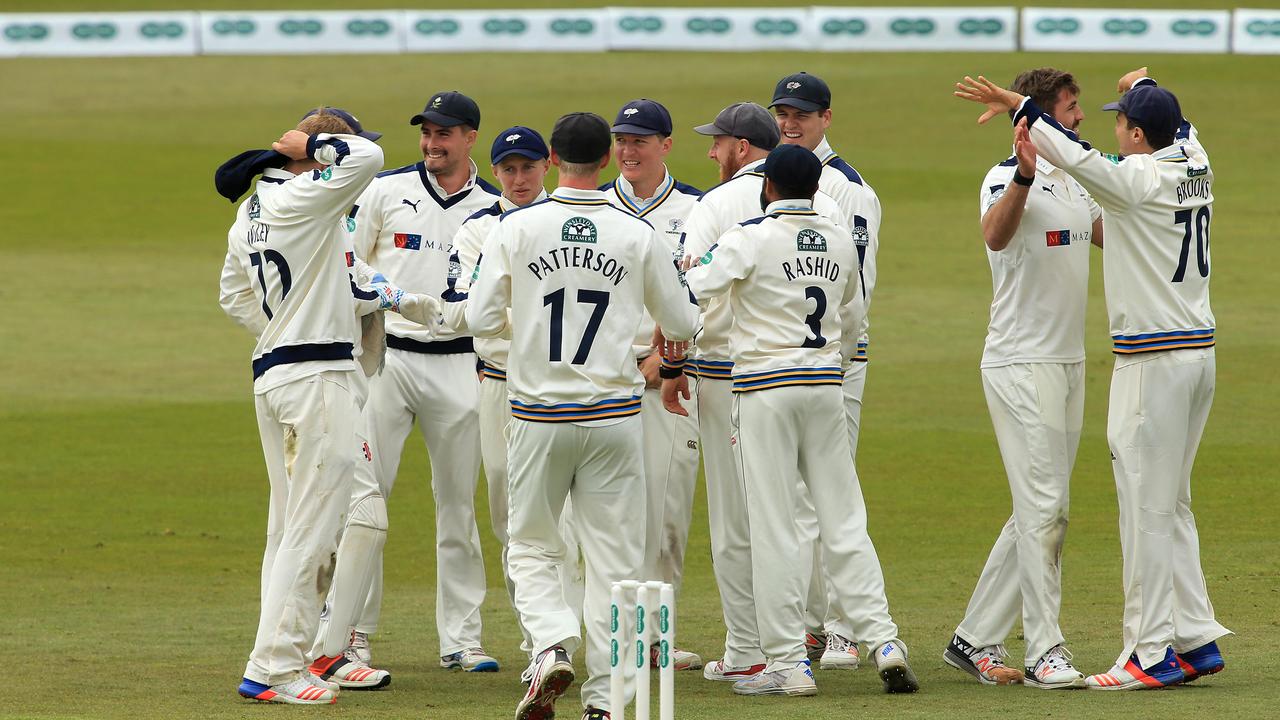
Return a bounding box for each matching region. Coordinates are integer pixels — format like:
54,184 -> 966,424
1009,68 -> 1080,117
1125,117 -> 1174,151
770,178 -> 820,201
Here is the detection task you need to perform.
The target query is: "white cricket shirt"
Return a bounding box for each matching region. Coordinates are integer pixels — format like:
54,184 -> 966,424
467,186 -> 701,423
978,155 -> 1099,368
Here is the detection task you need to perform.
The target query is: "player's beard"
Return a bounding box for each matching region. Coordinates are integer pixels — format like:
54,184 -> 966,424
759,189 -> 769,214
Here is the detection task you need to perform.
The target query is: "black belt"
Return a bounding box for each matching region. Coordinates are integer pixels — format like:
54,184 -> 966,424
386,334 -> 474,355
252,342 -> 353,380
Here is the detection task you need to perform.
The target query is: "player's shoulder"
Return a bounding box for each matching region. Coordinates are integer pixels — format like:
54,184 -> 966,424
823,156 -> 865,187
463,200 -> 503,224
375,161 -> 421,181
699,169 -> 761,202
498,197 -> 552,223
475,177 -> 501,197
597,179 -> 616,192
983,157 -> 1018,184
671,179 -> 702,197
601,203 -> 654,229
737,214 -> 772,228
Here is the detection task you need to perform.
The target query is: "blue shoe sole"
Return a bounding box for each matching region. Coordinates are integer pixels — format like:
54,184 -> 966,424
466,660 -> 499,672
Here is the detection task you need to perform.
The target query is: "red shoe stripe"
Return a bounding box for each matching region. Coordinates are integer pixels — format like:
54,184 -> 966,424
1122,659 -> 1164,688
257,690 -> 277,700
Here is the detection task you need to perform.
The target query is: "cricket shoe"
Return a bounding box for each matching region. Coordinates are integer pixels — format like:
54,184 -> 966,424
310,650 -> 391,690
1025,646 -> 1085,689
582,708 -> 610,720
515,646 -> 574,720
651,643 -> 703,671
1085,647 -> 1184,690
702,659 -> 766,682
943,635 -> 1024,685
804,632 -> 826,663
819,633 -> 860,670
348,629 -> 372,664
1176,640 -> 1224,682
238,675 -> 337,704
442,647 -> 500,672
732,660 -> 817,697
873,640 -> 920,693
306,671 -> 341,694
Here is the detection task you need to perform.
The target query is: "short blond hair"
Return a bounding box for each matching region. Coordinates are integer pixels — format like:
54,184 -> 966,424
296,108 -> 354,135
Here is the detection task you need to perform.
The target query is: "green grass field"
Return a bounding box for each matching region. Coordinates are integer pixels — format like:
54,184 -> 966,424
2,15 -> 1279,720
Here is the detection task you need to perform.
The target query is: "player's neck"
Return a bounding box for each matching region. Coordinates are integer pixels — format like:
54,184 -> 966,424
627,169 -> 665,200
558,174 -> 600,191
433,163 -> 471,194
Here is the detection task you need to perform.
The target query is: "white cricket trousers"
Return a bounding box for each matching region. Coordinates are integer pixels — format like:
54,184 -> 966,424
955,362 -> 1083,667
360,349 -> 485,656
639,387 -> 700,591
696,376 -> 764,668
735,384 -> 898,668
507,417 -> 645,713
802,361 -> 869,638
247,370 -> 357,685
1109,348 -> 1229,668
313,372 -> 387,659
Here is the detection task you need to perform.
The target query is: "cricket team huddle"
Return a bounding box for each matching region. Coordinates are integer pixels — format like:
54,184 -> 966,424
216,63 -> 1228,717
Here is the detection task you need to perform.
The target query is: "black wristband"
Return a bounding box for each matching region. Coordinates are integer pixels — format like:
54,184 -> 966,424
659,365 -> 685,380
1012,170 -> 1034,187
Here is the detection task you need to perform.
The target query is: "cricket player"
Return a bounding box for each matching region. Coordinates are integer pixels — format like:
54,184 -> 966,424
957,67 -> 1229,690
681,144 -> 916,697
467,112 -> 700,720
943,68 -> 1103,690
663,102 -> 842,684
769,71 -> 883,669
219,109 -> 383,704
599,98 -> 704,672
352,91 -> 502,671
439,125 -> 551,658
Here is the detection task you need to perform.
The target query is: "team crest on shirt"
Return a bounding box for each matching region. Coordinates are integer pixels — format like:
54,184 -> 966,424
562,217 -> 598,244
797,229 -> 828,252
667,218 -> 684,235
247,193 -> 261,220
448,256 -> 462,281
851,223 -> 869,248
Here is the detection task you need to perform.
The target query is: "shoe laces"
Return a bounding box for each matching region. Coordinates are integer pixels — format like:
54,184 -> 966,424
826,633 -> 857,653
979,644 -> 1010,664
349,630 -> 370,651
342,648 -> 370,666
1041,646 -> 1074,672
464,647 -> 487,658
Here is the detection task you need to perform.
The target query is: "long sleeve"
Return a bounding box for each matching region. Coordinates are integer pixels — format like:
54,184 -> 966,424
267,134 -> 384,221
684,226 -> 754,305
218,237 -> 267,337
643,228 -> 701,342
678,199 -> 723,261
1015,98 -> 1158,213
466,222 -> 512,339
350,185 -> 381,261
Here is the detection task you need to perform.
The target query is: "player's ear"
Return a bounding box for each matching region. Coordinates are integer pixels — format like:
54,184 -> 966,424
549,149 -> 562,168
597,153 -> 611,171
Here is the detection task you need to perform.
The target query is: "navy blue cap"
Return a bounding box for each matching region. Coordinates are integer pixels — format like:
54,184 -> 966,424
301,107 -> 381,141
1102,84 -> 1182,139
490,126 -> 549,164
551,112 -> 612,163
761,143 -> 822,192
410,91 -> 481,130
770,72 -> 832,112
611,99 -> 673,136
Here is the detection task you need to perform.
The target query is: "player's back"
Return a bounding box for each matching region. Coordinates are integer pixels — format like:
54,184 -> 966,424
492,188 -> 673,419
687,202 -> 856,391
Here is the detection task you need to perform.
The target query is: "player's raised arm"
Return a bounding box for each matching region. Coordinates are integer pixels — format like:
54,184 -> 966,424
269,129 -> 384,219
465,221 -> 512,338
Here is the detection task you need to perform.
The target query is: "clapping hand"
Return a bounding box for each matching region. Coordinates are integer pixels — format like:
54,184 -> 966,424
954,75 -> 1026,125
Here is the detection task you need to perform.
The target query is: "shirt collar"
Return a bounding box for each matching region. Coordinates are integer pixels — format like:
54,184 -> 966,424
735,159 -> 767,178
613,166 -> 674,214
424,159 -> 479,199
550,186 -> 610,205
813,136 -> 836,163
766,198 -> 816,214
1008,146 -> 1062,177
499,189 -> 548,213
260,167 -> 293,184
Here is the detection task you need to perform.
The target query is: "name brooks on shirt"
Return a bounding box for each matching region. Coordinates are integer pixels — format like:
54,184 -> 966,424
527,245 -> 630,286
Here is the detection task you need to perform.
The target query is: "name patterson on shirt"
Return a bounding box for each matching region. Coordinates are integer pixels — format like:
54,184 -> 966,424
527,245 -> 630,286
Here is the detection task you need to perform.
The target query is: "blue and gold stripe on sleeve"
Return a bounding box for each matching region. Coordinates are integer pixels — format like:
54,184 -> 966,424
852,342 -> 868,362
1112,328 -> 1214,354
510,395 -> 642,423
480,362 -> 507,381
732,366 -> 843,393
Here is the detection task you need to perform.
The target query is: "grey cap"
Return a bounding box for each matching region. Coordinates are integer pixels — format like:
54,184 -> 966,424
693,102 -> 780,151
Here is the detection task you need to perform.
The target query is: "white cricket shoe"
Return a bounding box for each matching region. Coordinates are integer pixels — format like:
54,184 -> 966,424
1026,646 -> 1085,689
702,659 -> 766,682
305,671 -> 341,694
872,640 -> 920,693
441,647 -> 500,672
237,675 -> 337,704
732,661 -> 818,696
819,633 -> 860,670
515,646 -> 574,720
348,629 -> 372,664
650,643 -> 703,671
942,634 -> 1024,685
310,650 -> 392,690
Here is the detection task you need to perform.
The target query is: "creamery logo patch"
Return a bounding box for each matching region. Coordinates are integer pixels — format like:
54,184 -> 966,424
562,216 -> 597,243
797,228 -> 827,252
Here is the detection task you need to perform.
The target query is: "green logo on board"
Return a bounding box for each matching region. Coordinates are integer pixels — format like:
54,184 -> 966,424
347,19 -> 391,36
1103,18 -> 1149,35
822,19 -> 867,35
1035,18 -> 1081,34
4,23 -> 50,40
618,16 -> 663,33
140,22 -> 185,39
279,19 -> 324,35
212,19 -> 256,35
562,217 -> 597,244
889,18 -> 935,35
415,19 -> 460,35
958,18 -> 1004,35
